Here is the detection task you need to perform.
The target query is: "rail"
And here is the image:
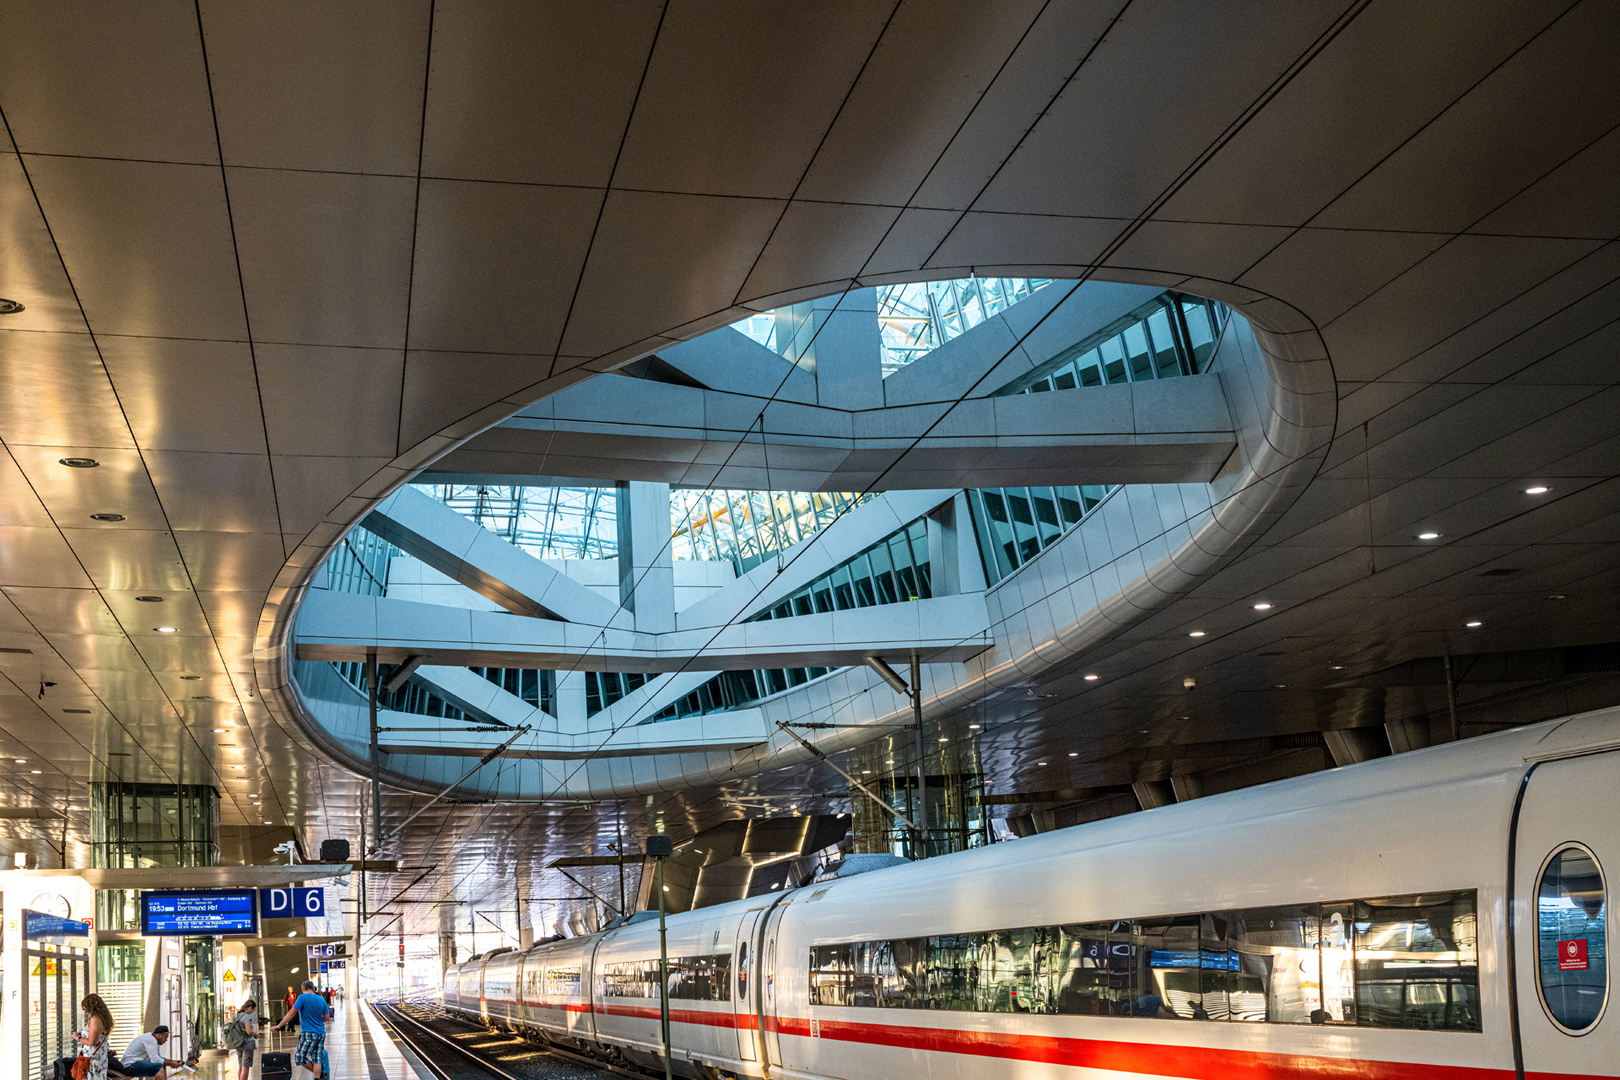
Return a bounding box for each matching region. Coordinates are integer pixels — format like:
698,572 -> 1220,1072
373,1000 -> 646,1080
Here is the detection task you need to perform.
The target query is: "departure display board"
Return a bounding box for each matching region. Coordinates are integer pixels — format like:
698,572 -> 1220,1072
141,890 -> 259,936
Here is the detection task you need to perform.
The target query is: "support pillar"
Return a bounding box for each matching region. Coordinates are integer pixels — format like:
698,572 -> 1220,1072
617,482 -> 675,633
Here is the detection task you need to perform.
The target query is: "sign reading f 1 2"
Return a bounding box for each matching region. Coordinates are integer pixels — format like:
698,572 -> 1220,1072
259,887 -> 324,919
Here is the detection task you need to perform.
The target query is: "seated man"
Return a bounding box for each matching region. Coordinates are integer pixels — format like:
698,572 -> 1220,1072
118,1025 -> 184,1079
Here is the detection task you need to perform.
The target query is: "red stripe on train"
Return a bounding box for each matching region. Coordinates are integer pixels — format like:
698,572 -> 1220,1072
477,1003 -> 1615,1080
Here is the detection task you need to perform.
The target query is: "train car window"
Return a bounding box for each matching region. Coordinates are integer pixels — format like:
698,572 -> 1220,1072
544,965 -> 581,997
1354,892 -> 1479,1032
810,890 -> 1479,1034
809,944 -> 852,1005
1536,847 -> 1607,1034
602,955 -> 732,1001
1229,906 -> 1321,1023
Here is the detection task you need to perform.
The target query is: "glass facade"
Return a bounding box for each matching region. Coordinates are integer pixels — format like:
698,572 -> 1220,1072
808,890 -> 1479,1032
874,277 -> 1052,375
643,666 -> 836,723
966,485 -> 1115,586
671,489 -> 870,575
414,483 -> 618,560
996,292 -> 1227,396
744,519 -> 932,623
91,782 -> 218,871
325,528 -> 394,596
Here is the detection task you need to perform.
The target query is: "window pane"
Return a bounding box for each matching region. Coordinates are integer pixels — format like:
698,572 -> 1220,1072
1181,298 -> 1217,369
1147,306 -> 1182,378
1536,850 -> 1606,1032
1354,892 -> 1480,1031
1099,337 -> 1128,383
1230,907 -> 1320,1023
1123,322 -> 1154,381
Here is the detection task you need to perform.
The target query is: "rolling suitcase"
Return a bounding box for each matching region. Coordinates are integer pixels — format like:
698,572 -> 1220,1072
261,1050 -> 294,1080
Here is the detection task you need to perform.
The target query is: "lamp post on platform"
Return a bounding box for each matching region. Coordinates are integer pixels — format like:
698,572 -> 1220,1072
645,834 -> 675,1080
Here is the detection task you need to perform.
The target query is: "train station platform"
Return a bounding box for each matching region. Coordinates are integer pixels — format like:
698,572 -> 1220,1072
178,996 -> 430,1080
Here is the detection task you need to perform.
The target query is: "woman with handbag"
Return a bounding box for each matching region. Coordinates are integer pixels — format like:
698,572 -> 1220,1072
71,993 -> 114,1080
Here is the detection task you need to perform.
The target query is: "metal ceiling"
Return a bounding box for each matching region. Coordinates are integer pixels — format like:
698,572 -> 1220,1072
0,1 -> 1617,955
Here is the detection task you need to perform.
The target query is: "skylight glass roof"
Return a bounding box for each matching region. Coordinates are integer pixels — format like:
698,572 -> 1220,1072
413,483 -> 617,560
733,276 -> 1053,376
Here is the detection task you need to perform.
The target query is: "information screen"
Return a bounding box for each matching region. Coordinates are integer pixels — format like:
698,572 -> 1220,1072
142,890 -> 259,936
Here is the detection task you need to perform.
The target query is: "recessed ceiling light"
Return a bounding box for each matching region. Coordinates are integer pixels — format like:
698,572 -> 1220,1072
1068,752 -> 1079,757
1273,683 -> 1288,689
1083,674 -> 1099,681
136,595 -> 163,603
884,759 -> 894,764
938,737 -> 948,743
231,765 -> 246,770
1253,602 -> 1273,611
1037,761 -> 1047,766
860,769 -> 871,774
30,769 -> 41,774
1329,665 -> 1345,671
58,457 -> 99,469
14,759 -> 26,764
179,675 -> 201,680
1525,486 -> 1550,495
0,298 -> 24,314
212,727 -> 227,733
1466,620 -> 1483,628
1416,532 -> 1441,540
264,821 -> 272,825
91,513 -> 125,522
1547,594 -> 1567,600
155,626 -> 177,633
968,723 -> 981,730
1188,630 -> 1206,637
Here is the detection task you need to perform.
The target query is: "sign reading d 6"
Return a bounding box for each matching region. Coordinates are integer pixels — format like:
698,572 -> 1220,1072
259,887 -> 324,919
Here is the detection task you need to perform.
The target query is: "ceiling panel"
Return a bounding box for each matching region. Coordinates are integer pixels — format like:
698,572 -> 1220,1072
793,0 -> 1045,206
255,343 -> 404,459
975,0 -> 1350,219
59,529 -> 190,593
1314,2 -> 1620,233
23,156 -> 246,341
397,351 -> 553,451
407,179 -> 601,355
97,335 -> 267,455
422,0 -> 662,187
612,1 -> 891,199
143,450 -> 283,536
558,190 -> 786,358
0,0 -> 217,163
172,531 -> 293,594
0,150 -> 88,334
1161,0 -> 1567,227
201,0 -> 431,174
739,201 -> 901,301
0,331 -> 135,450
228,169 -> 417,349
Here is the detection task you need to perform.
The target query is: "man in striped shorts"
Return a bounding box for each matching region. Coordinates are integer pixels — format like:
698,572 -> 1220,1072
270,979 -> 328,1078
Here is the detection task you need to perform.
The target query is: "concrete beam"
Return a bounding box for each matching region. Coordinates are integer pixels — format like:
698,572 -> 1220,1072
425,372 -> 1235,491
295,590 -> 990,671
363,485 -> 624,625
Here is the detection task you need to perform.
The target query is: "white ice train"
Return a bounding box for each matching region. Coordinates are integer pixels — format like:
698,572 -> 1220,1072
443,709 -> 1618,1079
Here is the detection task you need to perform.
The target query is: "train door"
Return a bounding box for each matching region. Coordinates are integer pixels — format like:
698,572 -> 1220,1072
760,904 -> 789,1069
1513,750 -> 1618,1076
732,910 -> 762,1061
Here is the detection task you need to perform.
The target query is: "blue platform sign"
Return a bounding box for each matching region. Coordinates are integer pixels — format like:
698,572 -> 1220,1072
259,887 -> 324,919
142,890 -> 259,936
24,909 -> 90,942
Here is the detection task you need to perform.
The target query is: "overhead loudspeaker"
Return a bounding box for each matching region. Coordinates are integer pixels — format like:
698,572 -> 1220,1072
319,839 -> 351,863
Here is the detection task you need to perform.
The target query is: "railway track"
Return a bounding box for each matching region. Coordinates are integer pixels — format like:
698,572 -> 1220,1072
373,1000 -> 649,1080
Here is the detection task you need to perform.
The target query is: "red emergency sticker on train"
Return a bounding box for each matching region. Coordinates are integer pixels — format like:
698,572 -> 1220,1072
1558,938 -> 1589,971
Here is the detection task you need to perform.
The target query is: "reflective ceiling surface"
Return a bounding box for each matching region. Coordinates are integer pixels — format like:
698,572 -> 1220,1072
1,1 -> 1618,952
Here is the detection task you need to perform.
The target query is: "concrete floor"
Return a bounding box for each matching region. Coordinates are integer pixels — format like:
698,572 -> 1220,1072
176,996 -> 428,1080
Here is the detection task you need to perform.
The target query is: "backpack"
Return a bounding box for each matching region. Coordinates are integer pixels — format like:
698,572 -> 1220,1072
221,1013 -> 250,1050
